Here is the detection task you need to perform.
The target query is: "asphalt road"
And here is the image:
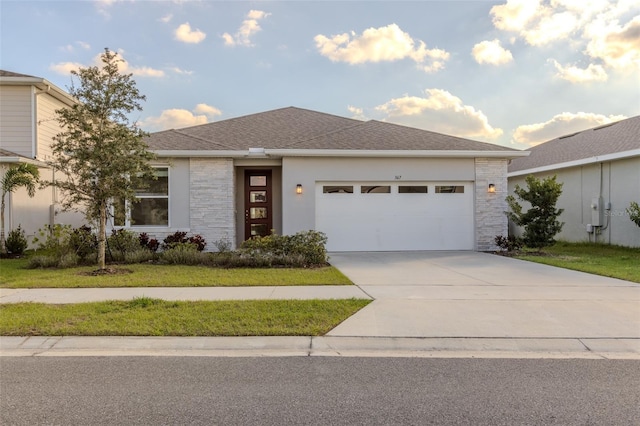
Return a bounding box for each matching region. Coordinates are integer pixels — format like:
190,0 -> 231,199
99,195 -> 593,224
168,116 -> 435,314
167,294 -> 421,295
1,357 -> 639,425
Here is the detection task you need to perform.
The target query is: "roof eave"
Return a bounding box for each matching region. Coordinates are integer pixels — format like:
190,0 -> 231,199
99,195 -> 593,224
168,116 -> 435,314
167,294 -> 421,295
265,149 -> 530,158
0,76 -> 77,106
0,156 -> 48,167
508,148 -> 640,177
153,150 -> 258,158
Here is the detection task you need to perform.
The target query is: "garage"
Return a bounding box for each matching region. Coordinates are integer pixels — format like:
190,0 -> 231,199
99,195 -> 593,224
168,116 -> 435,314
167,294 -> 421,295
316,181 -> 474,251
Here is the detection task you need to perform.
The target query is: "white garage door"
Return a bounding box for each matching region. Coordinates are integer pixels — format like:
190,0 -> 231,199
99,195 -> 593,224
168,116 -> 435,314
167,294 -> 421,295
316,182 -> 474,251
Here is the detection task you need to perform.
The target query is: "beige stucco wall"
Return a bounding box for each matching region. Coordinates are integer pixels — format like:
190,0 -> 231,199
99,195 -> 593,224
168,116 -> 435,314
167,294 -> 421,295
508,157 -> 640,247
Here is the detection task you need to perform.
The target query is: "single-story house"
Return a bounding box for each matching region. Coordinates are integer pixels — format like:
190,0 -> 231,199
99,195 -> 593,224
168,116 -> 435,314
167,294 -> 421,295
508,116 -> 640,247
134,107 -> 529,252
0,70 -> 85,244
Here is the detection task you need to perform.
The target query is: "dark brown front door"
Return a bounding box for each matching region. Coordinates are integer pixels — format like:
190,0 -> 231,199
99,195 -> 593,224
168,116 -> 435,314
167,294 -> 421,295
244,170 -> 272,239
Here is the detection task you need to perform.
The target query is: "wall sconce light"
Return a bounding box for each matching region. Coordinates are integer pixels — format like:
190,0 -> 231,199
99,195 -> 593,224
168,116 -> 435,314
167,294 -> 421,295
296,184 -> 303,194
488,183 -> 496,193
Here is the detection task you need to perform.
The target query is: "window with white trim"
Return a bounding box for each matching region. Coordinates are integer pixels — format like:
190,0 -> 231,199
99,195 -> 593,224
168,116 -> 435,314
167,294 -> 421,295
113,167 -> 169,227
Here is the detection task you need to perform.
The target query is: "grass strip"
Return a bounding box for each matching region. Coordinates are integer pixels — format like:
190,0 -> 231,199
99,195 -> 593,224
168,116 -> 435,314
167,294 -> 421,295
0,259 -> 352,288
0,298 -> 370,336
515,241 -> 640,283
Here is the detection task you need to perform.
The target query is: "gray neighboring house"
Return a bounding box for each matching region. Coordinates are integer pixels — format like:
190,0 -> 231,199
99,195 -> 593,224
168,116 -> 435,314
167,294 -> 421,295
508,116 -> 640,247
131,107 -> 527,252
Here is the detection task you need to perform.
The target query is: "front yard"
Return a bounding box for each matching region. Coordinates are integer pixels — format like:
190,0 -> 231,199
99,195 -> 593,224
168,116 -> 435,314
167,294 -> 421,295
0,258 -> 352,288
515,241 -> 640,283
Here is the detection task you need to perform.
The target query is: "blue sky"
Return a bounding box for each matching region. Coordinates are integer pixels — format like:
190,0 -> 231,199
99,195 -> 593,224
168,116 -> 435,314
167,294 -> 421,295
1,0 -> 638,149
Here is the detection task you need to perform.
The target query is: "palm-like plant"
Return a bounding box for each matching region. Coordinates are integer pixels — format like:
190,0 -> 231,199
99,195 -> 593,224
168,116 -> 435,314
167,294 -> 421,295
1,163 -> 40,253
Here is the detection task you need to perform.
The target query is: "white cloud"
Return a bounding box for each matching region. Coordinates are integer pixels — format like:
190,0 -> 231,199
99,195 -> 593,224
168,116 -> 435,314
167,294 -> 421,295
50,50 -> 165,78
60,41 -> 91,53
49,61 -> 83,75
512,112 -> 628,146
141,104 -> 222,131
159,13 -> 173,23
375,89 -> 503,140
193,103 -> 222,118
584,15 -> 640,72
490,0 -> 640,74
347,105 -> 367,121
472,39 -> 513,65
222,9 -> 270,47
315,24 -> 450,73
175,22 -> 206,44
551,60 -> 608,82
169,67 -> 193,75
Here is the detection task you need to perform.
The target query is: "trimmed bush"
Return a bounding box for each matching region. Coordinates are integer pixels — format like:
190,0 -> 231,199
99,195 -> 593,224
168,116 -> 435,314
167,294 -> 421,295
160,243 -> 210,265
69,225 -> 97,260
5,225 -> 28,255
162,231 -> 207,252
124,248 -> 157,264
494,235 -> 523,252
239,230 -> 328,267
107,229 -> 140,261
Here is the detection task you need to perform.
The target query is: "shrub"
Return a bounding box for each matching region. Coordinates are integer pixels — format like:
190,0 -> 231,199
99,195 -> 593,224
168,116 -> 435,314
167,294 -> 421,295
160,242 -> 209,265
494,235 -> 523,252
5,225 -> 28,255
124,248 -> 156,264
627,202 -> 640,228
26,252 -> 79,269
69,225 -> 97,260
506,175 -> 564,249
162,231 -> 206,252
239,230 -> 328,267
213,237 -> 232,253
107,229 -> 140,261
138,232 -> 159,252
32,224 -> 73,255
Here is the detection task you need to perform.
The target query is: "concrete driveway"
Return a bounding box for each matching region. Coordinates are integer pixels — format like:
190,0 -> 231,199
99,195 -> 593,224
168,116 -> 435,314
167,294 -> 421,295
327,251 -> 640,342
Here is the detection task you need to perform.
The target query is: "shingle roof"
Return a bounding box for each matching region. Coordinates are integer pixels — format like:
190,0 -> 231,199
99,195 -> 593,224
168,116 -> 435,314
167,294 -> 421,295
146,106 -> 520,152
508,116 -> 640,173
0,70 -> 39,78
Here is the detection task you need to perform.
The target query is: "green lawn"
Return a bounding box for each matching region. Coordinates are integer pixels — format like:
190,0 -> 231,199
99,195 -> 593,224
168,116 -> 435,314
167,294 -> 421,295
0,298 -> 371,336
0,259 -> 353,288
515,241 -> 640,283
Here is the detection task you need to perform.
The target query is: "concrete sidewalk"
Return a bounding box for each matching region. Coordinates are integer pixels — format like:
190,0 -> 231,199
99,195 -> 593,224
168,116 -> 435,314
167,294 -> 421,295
0,285 -> 369,304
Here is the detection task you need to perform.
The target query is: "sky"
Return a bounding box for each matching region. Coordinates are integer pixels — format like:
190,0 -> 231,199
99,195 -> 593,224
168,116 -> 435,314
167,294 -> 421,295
1,0 -> 639,150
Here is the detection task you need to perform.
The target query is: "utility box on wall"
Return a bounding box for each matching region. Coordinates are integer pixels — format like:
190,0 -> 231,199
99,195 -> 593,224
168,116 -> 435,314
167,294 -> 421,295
591,196 -> 603,227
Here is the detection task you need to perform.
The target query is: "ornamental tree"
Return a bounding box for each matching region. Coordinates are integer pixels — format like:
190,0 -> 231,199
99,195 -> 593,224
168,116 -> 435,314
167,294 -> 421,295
1,163 -> 40,253
506,175 -> 564,250
47,48 -> 156,269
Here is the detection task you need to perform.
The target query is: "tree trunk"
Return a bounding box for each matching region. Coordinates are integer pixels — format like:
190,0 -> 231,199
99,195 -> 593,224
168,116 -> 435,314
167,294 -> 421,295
98,202 -> 106,270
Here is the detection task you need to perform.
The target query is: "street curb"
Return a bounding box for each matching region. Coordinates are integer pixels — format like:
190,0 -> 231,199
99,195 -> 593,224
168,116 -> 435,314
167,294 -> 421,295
2,336 -> 639,359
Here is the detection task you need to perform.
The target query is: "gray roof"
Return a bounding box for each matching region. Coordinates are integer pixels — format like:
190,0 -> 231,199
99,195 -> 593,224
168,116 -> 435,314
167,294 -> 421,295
509,116 -> 640,173
147,106 -> 520,152
0,70 -> 39,78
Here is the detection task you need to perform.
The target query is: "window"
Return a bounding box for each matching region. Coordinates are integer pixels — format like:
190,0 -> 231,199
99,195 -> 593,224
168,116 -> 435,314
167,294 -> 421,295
323,185 -> 353,194
399,185 -> 428,194
361,185 -> 390,193
435,185 -> 464,194
113,167 -> 169,227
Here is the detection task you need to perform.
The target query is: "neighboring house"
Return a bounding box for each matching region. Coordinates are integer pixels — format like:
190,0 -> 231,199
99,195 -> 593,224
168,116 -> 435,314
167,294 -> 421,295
508,116 -> 640,247
0,70 -> 85,244
129,107 -> 528,252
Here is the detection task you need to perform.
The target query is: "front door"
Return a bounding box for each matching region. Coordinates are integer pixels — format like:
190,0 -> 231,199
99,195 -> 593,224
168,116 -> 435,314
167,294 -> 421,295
244,170 -> 272,239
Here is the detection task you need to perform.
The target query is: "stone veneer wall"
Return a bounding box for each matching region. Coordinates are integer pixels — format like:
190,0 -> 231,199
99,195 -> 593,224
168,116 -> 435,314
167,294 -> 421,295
189,158 -> 236,250
475,158 -> 508,251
